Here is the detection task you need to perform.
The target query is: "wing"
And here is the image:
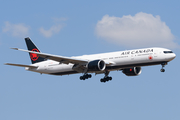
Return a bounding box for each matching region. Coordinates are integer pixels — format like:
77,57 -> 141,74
11,48 -> 88,65
5,63 -> 38,68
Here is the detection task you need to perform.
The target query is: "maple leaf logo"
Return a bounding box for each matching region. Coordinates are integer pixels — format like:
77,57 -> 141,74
30,49 -> 39,61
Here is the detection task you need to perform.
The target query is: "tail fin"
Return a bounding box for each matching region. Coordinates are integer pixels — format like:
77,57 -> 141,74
25,37 -> 45,64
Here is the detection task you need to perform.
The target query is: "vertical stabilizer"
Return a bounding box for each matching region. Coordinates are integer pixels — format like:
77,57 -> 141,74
25,37 -> 45,64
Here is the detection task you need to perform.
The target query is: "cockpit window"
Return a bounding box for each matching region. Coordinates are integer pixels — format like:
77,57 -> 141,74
164,51 -> 173,54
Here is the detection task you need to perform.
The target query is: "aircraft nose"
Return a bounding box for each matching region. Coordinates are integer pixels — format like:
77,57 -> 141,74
170,53 -> 176,61
173,53 -> 176,59
166,53 -> 176,61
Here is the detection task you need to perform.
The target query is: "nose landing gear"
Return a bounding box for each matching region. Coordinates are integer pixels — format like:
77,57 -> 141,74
161,62 -> 167,72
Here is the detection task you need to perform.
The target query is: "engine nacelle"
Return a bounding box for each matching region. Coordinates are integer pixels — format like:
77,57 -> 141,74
87,60 -> 106,71
122,67 -> 142,76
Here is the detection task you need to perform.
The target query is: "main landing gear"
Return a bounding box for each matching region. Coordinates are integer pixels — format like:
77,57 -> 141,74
80,74 -> 92,80
100,76 -> 112,83
160,62 -> 167,72
79,71 -> 112,83
100,71 -> 112,83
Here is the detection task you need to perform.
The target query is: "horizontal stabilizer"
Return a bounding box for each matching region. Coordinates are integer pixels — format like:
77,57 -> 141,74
5,63 -> 38,68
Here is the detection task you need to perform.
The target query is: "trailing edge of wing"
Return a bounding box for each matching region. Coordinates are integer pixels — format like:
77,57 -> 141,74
12,48 -> 88,64
5,63 -> 38,68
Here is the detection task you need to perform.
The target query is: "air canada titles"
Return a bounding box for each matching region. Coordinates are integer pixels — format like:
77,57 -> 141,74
121,48 -> 153,55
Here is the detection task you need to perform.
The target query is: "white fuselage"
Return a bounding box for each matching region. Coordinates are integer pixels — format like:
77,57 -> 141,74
26,47 -> 176,75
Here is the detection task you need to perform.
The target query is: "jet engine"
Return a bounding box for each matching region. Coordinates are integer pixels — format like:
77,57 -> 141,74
122,67 -> 142,76
87,60 -> 106,71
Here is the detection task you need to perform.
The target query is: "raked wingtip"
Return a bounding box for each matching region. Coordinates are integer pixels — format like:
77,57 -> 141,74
11,48 -> 19,50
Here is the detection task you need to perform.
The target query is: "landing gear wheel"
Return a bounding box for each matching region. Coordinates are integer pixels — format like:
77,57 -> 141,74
80,74 -> 92,80
88,74 -> 92,78
80,76 -> 85,80
100,76 -> 112,83
100,79 -> 106,83
161,69 -> 165,72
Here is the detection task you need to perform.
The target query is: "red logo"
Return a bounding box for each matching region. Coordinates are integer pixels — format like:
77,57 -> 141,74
30,48 -> 39,61
149,55 -> 153,60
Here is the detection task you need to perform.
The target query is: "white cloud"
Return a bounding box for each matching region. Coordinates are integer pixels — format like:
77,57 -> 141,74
39,17 -> 66,38
96,12 -> 179,49
3,21 -> 30,38
39,24 -> 62,38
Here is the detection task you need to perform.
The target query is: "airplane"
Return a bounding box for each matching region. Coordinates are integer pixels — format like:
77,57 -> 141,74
5,37 -> 176,83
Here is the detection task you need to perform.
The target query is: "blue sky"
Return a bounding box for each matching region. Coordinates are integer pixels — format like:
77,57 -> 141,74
1,0 -> 180,120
